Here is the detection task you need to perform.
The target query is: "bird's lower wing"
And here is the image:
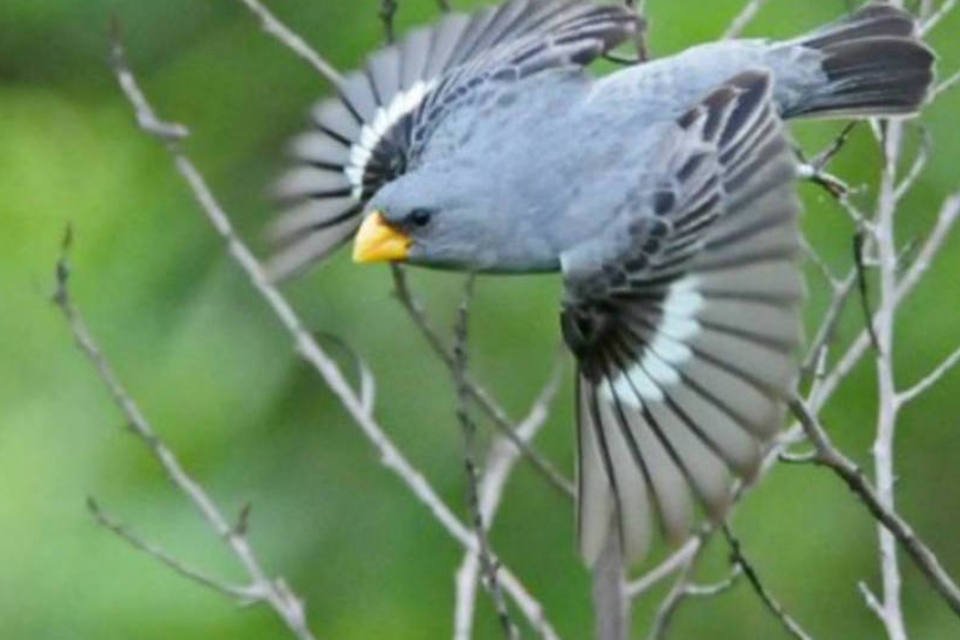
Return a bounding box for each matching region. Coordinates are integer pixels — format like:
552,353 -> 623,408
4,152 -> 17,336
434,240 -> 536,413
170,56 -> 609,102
561,70 -> 804,566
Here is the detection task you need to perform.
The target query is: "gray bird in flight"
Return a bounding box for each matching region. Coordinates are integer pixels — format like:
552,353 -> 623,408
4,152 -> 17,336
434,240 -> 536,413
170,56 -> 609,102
270,0 -> 934,566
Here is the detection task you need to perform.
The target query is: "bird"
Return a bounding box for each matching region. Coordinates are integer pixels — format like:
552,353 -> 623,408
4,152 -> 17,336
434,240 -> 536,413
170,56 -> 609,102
268,0 -> 935,567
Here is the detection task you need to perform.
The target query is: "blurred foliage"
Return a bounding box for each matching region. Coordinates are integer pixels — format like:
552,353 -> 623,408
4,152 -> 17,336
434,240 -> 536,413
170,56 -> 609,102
2,0 -> 960,638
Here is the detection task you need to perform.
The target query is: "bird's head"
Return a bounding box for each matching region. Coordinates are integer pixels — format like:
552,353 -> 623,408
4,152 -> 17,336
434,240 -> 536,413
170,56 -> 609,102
352,167 -> 502,271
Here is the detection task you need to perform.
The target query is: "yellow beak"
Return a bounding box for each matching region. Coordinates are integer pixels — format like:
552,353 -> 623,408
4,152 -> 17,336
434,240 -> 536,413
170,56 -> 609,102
352,212 -> 412,263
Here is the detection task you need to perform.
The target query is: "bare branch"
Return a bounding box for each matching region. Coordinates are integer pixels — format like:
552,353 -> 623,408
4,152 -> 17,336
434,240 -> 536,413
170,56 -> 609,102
108,19 -> 189,141
859,581 -> 888,623
109,29 -> 559,639
642,533 -> 741,640
453,276 -> 519,640
235,0 -> 344,86
796,123 -> 865,217
801,237 -> 841,288
454,365 -> 562,639
854,230 -> 882,354
789,398 -> 960,617
87,498 -> 258,602
645,551 -> 700,640
810,191 -> 960,411
722,0 -> 769,39
684,567 -> 742,597
55,231 -> 315,639
722,525 -> 813,640
801,269 -> 857,376
898,345 -> 960,406
391,266 -> 575,499
894,126 -> 931,202
934,68 -> 960,98
628,536 -> 703,599
921,0 -> 958,34
642,531 -> 745,640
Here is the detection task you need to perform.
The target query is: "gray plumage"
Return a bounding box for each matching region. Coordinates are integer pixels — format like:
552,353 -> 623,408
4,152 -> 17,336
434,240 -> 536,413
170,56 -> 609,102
272,0 -> 935,566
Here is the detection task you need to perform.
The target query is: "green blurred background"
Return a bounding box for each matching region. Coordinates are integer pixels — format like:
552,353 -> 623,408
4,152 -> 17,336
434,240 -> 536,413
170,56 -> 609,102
2,0 -> 959,637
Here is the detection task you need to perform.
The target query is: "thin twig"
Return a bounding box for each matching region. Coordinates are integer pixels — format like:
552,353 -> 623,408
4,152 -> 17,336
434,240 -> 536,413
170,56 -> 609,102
453,276 -> 519,640
86,498 -> 257,602
641,531 -> 743,640
860,581 -> 888,621
894,126 -> 931,202
628,535 -> 703,599
454,365 -> 563,640
55,229 -> 315,640
810,192 -> 960,413
235,0 -> 344,86
898,345 -> 960,406
801,269 -> 857,376
722,525 -> 813,640
854,230 -> 882,354
789,397 -> 960,617
109,30 -> 559,639
935,68 -> 960,98
921,0 -> 958,34
391,266 -> 575,499
722,0 -> 769,39
684,567 -> 743,597
801,237 -> 841,288
796,122 -> 859,203
645,547 -> 703,640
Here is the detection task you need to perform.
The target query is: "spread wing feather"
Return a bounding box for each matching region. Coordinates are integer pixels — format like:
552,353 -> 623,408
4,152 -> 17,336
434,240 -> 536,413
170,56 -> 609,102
269,0 -> 641,280
561,70 -> 804,565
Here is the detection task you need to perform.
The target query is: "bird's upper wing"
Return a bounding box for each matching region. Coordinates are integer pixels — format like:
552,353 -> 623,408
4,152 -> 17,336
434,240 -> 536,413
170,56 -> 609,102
269,0 -> 642,280
561,71 -> 804,565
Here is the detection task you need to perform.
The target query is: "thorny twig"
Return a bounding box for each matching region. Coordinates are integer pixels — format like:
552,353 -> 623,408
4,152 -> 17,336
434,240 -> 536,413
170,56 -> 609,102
453,276 -> 519,640
55,227 -> 316,640
109,23 -> 559,639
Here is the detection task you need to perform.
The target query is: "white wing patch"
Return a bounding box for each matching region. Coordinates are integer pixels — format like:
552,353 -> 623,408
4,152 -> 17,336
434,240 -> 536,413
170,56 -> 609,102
345,80 -> 436,200
604,276 -> 703,407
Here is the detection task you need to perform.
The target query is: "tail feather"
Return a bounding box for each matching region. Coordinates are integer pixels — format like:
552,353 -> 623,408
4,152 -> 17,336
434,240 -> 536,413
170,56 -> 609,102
782,2 -> 935,119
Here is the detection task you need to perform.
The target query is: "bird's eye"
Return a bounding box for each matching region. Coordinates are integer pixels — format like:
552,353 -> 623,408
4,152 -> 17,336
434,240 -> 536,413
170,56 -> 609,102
407,208 -> 434,227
